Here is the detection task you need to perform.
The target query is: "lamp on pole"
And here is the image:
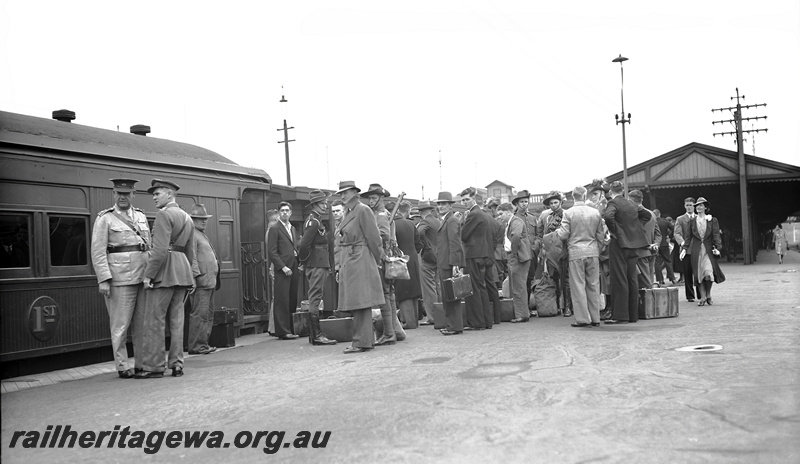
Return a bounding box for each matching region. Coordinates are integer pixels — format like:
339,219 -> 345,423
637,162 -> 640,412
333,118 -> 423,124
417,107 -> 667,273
612,54 -> 631,198
277,93 -> 295,186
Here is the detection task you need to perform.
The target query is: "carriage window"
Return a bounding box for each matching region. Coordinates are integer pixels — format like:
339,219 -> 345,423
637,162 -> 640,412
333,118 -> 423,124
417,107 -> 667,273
0,214 -> 32,268
218,222 -> 233,262
49,216 -> 88,266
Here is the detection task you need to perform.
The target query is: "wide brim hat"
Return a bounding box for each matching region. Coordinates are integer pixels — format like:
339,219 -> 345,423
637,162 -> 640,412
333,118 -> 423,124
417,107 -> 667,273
307,189 -> 328,206
335,180 -> 361,195
588,180 -> 609,193
434,191 -> 455,203
417,200 -> 435,211
409,208 -> 421,219
485,197 -> 500,208
542,190 -> 563,205
694,197 -> 709,207
361,183 -> 390,197
190,204 -> 213,218
148,178 -> 180,194
109,178 -> 139,193
511,190 -> 530,205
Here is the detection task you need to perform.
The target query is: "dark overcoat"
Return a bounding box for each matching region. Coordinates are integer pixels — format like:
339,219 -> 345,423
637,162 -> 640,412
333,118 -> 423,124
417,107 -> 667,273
144,203 -> 195,288
687,215 -> 726,284
394,217 -> 422,301
335,197 -> 385,310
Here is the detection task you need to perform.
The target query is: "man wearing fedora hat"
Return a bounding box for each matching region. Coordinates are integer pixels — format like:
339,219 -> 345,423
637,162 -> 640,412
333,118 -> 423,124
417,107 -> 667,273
297,190 -> 336,345
187,204 -> 219,355
512,190 -> 537,308
417,200 -> 441,326
139,179 -> 195,378
435,191 -> 466,335
540,190 -> 573,317
91,178 -> 151,379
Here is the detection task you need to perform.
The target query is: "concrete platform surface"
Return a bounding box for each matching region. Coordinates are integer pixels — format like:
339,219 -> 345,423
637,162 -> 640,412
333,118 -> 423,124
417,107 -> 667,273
2,250 -> 799,464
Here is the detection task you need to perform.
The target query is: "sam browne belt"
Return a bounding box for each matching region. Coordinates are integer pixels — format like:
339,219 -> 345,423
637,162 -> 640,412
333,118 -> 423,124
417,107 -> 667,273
107,244 -> 146,253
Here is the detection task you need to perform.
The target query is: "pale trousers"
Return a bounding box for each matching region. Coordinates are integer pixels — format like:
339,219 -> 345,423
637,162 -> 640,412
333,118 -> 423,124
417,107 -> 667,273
420,260 -> 439,322
508,256 -> 531,320
188,288 -> 214,353
568,257 -> 601,325
104,284 -> 145,372
143,286 -> 186,373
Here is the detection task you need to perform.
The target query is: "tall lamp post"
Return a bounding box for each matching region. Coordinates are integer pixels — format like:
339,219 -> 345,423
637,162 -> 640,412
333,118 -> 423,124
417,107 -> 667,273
277,93 -> 295,186
613,54 -> 631,198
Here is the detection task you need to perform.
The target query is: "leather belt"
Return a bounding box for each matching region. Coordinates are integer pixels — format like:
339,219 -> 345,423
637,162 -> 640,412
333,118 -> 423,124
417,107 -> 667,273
314,244 -> 329,249
169,244 -> 186,253
107,244 -> 146,253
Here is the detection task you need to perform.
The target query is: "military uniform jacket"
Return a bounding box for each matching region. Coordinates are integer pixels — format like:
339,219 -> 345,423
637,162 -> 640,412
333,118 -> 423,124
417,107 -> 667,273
91,206 -> 151,286
191,229 -> 219,289
298,211 -> 330,269
144,203 -> 195,288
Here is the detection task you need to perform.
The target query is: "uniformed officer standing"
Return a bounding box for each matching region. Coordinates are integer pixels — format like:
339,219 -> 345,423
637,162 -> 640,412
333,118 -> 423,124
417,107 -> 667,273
90,178 -> 151,379
188,204 -> 219,355
297,190 -> 336,345
138,179 -> 195,379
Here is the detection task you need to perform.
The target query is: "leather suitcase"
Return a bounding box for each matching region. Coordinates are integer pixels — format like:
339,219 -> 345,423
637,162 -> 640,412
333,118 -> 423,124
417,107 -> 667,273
432,301 -> 466,328
292,311 -> 310,336
639,287 -> 679,319
498,298 -> 515,322
442,274 -> 473,302
319,317 -> 354,342
209,323 -> 236,347
213,307 -> 239,324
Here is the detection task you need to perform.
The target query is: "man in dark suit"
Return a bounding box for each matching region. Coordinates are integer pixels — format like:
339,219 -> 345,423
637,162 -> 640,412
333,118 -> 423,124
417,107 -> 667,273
139,179 -> 195,379
435,192 -> 465,335
673,197 -> 700,301
417,201 -> 440,326
267,201 -> 300,340
459,187 -> 493,330
298,191 -> 336,345
483,198 -> 504,325
602,182 -> 651,324
653,209 -> 676,285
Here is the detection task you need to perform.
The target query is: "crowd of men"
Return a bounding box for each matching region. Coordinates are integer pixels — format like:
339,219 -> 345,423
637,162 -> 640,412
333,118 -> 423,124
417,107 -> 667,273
91,178 -> 220,379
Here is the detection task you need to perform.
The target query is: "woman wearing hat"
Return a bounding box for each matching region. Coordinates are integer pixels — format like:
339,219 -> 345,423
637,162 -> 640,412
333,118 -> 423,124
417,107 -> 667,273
773,224 -> 789,264
334,181 -> 385,353
684,197 -> 725,306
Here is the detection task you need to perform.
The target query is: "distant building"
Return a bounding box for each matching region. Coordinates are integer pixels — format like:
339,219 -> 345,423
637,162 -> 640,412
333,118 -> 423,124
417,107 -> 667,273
485,180 -> 515,203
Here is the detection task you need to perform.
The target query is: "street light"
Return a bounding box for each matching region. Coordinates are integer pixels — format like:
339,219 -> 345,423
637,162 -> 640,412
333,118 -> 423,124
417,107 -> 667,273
612,54 -> 631,198
277,92 -> 295,186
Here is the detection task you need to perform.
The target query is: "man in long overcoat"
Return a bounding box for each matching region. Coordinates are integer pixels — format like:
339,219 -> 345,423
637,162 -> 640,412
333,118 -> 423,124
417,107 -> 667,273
139,179 -> 195,379
417,201 -> 440,326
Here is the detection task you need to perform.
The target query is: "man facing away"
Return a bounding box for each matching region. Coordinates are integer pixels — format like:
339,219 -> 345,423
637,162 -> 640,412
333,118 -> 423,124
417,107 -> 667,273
298,190 -> 337,345
138,179 -> 195,378
90,178 -> 151,379
188,204 -> 219,355
629,190 -> 660,290
550,186 -> 605,327
653,208 -> 676,285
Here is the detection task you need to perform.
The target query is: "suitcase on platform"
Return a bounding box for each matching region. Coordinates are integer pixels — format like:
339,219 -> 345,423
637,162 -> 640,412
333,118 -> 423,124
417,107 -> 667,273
210,323 -> 236,347
497,298 -> 515,322
442,274 -> 473,302
319,317 -> 354,342
638,287 -> 679,319
292,311 -> 310,336
213,307 -> 239,324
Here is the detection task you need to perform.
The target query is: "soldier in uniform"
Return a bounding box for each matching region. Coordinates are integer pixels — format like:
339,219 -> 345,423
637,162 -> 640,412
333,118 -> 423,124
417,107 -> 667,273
138,179 -> 195,379
297,190 -> 336,345
90,178 -> 151,379
188,204 -> 219,355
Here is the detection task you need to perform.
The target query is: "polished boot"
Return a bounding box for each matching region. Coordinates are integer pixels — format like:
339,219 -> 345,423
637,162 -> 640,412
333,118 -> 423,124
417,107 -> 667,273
375,303 -> 397,346
308,313 -> 336,345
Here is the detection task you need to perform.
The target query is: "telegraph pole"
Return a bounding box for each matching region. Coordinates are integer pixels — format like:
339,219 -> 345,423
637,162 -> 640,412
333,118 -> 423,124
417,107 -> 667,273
277,94 -> 295,186
712,88 -> 768,265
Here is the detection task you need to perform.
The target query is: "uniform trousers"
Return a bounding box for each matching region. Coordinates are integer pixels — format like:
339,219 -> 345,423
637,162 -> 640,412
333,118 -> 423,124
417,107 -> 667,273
508,256 -> 531,320
349,308 -> 375,349
188,288 -> 214,353
420,260 -> 440,323
655,246 -> 675,283
439,268 -> 464,332
568,257 -> 601,325
104,284 -> 144,372
465,257 -> 492,329
304,267 -> 329,315
681,254 -> 700,300
143,286 -> 186,373
273,265 -> 299,337
608,240 -> 640,323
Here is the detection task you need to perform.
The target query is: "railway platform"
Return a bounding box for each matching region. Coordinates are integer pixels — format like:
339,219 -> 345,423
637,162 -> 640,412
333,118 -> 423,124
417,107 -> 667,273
2,250 -> 798,463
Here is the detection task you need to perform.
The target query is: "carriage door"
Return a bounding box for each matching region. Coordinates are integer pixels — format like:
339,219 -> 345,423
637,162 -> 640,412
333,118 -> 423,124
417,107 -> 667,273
240,189 -> 269,317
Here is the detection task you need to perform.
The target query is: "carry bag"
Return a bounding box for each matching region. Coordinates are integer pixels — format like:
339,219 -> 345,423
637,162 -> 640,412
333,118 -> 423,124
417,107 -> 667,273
442,274 -> 473,302
320,316 -> 354,342
638,287 -> 679,319
384,243 -> 410,280
498,298 -> 515,322
534,275 -> 559,317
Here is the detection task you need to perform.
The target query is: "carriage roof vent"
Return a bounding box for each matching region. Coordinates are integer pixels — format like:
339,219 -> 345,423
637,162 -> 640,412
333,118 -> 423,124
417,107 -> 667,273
130,124 -> 151,136
52,109 -> 76,123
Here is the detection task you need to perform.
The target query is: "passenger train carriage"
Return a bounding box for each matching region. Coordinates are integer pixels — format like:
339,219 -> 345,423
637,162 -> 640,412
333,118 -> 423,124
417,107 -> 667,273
0,110 -> 276,369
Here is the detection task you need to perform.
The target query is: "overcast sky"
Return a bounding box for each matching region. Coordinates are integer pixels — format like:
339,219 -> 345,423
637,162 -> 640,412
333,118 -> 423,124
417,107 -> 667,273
2,0 -> 798,199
